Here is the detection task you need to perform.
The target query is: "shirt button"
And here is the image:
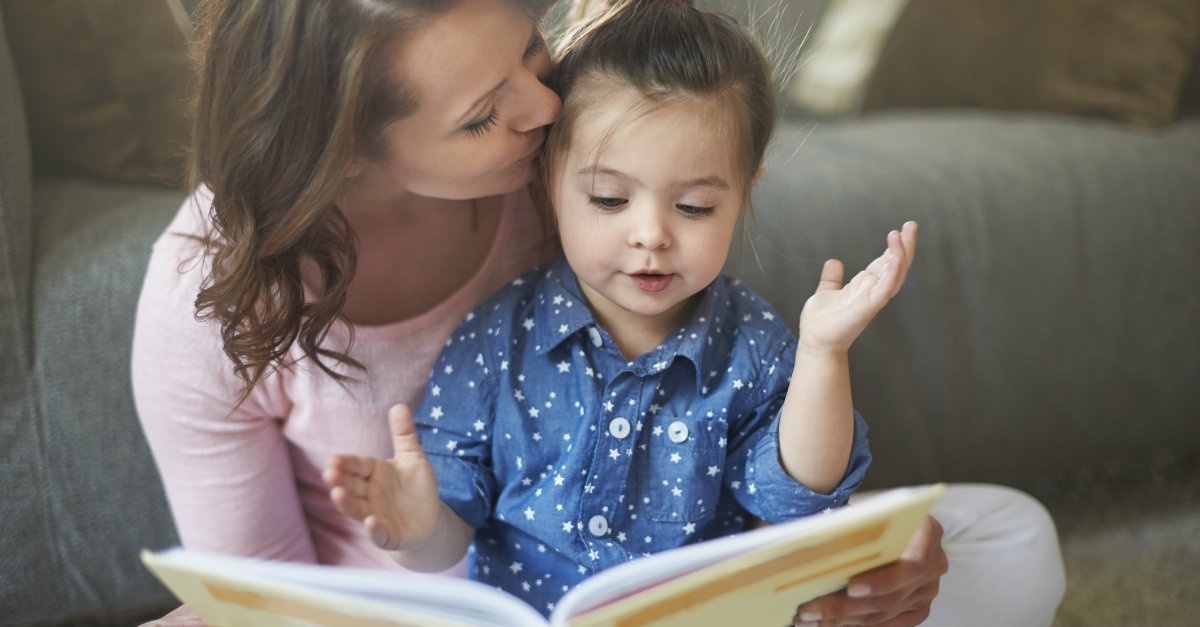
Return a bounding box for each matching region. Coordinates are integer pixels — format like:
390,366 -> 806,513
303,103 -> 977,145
668,420 -> 689,443
609,417 -> 631,439
588,515 -> 609,537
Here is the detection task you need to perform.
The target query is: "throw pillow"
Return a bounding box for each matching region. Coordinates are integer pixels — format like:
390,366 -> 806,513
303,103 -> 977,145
861,0 -> 1200,128
787,0 -> 910,115
3,0 -> 193,183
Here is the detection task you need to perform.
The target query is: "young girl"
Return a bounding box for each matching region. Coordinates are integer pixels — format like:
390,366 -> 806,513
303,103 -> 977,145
324,0 -> 916,615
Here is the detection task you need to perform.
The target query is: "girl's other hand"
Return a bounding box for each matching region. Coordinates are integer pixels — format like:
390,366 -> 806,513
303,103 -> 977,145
323,404 -> 442,551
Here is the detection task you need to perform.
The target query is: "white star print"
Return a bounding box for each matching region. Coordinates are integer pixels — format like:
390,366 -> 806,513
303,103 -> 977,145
553,474 -> 565,486
762,310 -> 775,320
510,562 -> 523,574
557,361 -> 570,373
523,318 -> 534,330
732,379 -> 744,389
446,440 -> 458,451
707,465 -> 720,476
473,420 -> 485,431
562,522 -> 573,532
524,507 -> 535,520
444,365 -> 454,375
431,385 -> 440,397
609,448 -> 620,460
683,522 -> 696,535
429,407 -> 443,420
669,452 -> 682,463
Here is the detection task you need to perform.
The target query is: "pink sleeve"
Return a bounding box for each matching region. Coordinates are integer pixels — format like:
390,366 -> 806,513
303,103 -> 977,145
131,198 -> 316,563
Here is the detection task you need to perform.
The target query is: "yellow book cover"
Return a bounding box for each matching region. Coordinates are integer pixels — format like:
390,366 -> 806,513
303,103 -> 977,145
141,483 -> 943,627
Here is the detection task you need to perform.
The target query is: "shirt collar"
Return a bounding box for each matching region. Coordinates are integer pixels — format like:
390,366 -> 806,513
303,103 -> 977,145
531,254 -> 734,394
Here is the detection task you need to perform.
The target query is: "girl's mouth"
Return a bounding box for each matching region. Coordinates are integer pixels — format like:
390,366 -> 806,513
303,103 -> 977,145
630,273 -> 672,293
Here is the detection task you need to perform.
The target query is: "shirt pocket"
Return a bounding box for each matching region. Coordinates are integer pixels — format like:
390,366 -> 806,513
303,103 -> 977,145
629,416 -> 729,524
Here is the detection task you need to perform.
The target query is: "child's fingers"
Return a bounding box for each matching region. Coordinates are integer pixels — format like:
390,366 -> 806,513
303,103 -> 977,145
816,258 -> 845,292
388,404 -> 427,459
365,515 -> 397,549
330,485 -> 370,520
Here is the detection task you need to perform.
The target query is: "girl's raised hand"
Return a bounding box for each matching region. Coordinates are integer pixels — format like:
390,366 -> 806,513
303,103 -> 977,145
798,222 -> 918,354
323,404 -> 442,551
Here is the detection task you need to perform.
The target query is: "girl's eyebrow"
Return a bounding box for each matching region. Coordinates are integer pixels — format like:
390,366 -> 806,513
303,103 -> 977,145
575,165 -> 730,190
454,22 -> 540,127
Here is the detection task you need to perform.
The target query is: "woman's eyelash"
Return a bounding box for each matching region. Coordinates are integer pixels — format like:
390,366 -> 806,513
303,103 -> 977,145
464,107 -> 499,137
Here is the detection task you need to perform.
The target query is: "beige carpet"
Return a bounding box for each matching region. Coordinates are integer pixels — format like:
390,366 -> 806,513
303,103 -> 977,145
1021,451 -> 1200,627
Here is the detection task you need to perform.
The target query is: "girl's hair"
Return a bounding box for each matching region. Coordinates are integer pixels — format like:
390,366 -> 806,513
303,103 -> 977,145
188,0 -> 553,403
542,0 -> 777,205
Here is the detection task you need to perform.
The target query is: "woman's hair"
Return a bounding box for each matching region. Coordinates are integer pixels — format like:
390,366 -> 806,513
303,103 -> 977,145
541,0 -> 777,206
188,0 -> 553,402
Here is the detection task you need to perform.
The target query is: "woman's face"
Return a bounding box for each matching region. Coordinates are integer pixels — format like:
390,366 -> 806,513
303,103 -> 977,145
353,0 -> 560,202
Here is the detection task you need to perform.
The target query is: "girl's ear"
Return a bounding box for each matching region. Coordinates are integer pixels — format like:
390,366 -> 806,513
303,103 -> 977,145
346,159 -> 367,179
751,166 -> 766,187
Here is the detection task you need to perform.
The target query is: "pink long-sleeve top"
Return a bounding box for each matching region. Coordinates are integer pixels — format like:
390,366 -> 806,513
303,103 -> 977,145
132,186 -> 551,571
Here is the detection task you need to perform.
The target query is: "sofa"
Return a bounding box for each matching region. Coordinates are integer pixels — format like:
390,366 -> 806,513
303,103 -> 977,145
2,1 -> 1197,625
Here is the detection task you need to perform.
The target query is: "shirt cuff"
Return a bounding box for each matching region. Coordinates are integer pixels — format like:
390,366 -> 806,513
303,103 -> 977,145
744,411 -> 872,522
427,453 -> 493,530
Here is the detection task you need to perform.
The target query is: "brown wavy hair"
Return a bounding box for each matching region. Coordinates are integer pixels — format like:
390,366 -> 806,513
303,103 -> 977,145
188,0 -> 554,403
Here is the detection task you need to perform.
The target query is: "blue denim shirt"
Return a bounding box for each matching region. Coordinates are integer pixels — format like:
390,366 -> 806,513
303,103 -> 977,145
415,254 -> 871,615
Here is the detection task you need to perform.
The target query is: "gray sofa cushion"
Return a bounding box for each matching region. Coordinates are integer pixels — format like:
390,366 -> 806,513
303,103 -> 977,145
3,179 -> 183,625
731,110 -> 1200,486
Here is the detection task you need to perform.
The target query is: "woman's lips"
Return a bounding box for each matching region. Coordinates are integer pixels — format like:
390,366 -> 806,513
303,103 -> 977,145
631,273 -> 672,292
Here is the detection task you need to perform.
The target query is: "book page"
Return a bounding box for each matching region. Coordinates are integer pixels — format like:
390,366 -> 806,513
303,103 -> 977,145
554,484 -> 943,627
141,549 -> 549,627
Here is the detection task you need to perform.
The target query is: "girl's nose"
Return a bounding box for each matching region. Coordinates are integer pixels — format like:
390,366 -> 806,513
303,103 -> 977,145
629,207 -> 671,250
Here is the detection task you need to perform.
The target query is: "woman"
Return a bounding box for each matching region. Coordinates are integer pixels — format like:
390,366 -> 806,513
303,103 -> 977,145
134,1 -> 1062,625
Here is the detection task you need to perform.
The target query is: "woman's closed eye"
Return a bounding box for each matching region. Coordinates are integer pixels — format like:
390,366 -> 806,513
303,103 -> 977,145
464,107 -> 500,137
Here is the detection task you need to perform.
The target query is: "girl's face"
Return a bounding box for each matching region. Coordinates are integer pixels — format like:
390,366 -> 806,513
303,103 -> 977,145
352,0 -> 561,202
553,85 -> 747,335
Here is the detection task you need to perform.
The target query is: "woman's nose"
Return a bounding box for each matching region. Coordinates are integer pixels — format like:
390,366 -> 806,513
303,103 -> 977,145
511,69 -> 561,134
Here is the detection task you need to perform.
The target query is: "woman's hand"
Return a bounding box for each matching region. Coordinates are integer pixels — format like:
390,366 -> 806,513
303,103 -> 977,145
799,222 -> 918,354
792,515 -> 948,627
323,404 -> 443,552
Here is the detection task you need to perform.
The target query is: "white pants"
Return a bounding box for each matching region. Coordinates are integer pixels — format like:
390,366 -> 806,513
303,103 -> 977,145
922,484 -> 1066,627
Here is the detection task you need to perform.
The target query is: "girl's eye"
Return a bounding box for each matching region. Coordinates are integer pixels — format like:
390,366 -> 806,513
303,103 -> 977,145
525,33 -> 546,58
588,196 -> 626,211
677,204 -> 716,217
464,107 -> 499,137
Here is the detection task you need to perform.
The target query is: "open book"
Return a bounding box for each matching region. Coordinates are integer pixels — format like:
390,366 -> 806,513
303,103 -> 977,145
141,483 -> 943,627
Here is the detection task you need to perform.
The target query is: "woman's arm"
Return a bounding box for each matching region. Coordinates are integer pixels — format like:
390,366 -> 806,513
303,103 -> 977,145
132,209 -> 317,563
